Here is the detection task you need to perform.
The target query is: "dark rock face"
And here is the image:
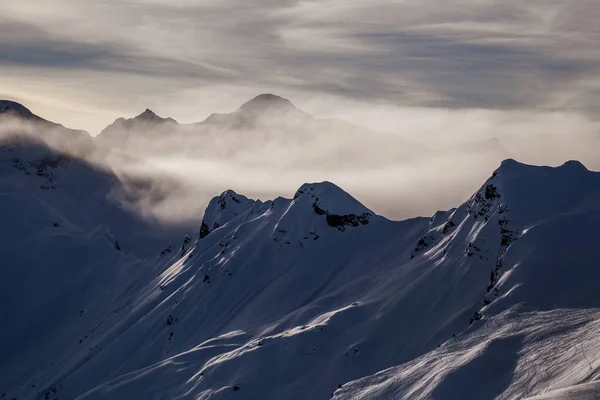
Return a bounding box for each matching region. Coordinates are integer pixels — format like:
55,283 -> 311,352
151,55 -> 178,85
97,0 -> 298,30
410,234 -> 436,259
312,202 -> 327,216
442,220 -> 456,234
312,201 -> 371,231
325,213 -> 370,230
217,191 -> 242,210
469,183 -> 502,219
199,221 -> 210,239
498,216 -> 519,247
484,184 -> 499,200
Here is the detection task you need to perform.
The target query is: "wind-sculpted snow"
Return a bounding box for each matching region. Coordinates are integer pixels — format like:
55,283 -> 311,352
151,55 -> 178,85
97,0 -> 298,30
3,151 -> 600,400
524,381 -> 600,399
334,308 -> 600,399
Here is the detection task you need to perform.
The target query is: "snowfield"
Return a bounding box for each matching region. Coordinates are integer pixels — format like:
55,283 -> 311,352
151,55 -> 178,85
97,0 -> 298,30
2,105 -> 600,399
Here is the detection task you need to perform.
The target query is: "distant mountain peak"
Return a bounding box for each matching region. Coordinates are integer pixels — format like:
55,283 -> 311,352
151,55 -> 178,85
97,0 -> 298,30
495,158 -> 589,178
239,93 -> 296,113
560,159 -> 588,171
133,108 -> 176,123
139,108 -> 157,117
0,100 -> 36,119
97,108 -> 178,140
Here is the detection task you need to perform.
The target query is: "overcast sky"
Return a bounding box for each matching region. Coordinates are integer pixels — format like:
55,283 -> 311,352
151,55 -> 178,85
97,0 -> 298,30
1,0 -> 599,134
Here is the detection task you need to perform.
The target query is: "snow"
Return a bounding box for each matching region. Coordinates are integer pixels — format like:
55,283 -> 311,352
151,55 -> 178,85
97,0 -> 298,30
199,190 -> 259,239
293,181 -> 374,217
2,124 -> 600,399
524,381 -> 600,399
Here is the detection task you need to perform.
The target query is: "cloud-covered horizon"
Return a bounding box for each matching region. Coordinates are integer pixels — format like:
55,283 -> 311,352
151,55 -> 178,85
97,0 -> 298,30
1,0 -> 600,133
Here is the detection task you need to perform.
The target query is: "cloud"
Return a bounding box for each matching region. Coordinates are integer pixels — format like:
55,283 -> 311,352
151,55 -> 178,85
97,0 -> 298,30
0,19 -> 234,81
2,0 -> 600,129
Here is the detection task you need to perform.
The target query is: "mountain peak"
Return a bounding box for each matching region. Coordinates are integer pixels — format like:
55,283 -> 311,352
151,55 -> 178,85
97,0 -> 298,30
239,93 -> 296,113
560,159 -> 588,171
98,108 -> 178,140
294,181 -> 373,218
495,158 -> 590,179
493,158 -> 531,176
0,100 -> 35,119
199,190 -> 258,239
134,108 -> 172,122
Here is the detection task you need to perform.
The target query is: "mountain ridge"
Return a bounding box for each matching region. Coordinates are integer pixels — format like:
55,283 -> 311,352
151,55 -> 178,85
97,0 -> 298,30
3,151 -> 600,399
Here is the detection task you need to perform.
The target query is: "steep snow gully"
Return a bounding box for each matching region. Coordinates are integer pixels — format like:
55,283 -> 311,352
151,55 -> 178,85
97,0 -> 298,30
2,140 -> 600,400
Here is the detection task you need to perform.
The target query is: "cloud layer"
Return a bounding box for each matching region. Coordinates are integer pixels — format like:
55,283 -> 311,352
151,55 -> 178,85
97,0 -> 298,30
2,0 -> 600,132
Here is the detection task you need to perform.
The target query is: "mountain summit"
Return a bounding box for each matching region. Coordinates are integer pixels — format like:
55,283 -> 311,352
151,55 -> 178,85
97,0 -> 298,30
0,100 -> 36,119
0,100 -> 94,156
238,93 -> 297,114
201,93 -> 309,127
96,108 -> 178,145
135,108 -> 169,121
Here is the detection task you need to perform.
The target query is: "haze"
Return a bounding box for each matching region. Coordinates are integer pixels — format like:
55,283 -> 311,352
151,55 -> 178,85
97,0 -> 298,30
2,0 -> 599,223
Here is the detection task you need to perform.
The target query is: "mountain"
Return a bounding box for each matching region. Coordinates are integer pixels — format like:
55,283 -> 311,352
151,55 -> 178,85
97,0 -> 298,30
523,381 -> 600,399
0,100 -> 96,157
3,157 -> 600,399
0,136 -> 194,399
0,100 -> 38,119
200,93 -> 311,129
94,94 -> 429,168
96,109 -> 179,146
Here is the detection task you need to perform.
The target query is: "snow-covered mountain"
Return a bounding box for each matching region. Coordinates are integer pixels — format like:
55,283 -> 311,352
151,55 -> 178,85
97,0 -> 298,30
0,100 -> 96,157
3,143 -> 600,400
0,135 -> 195,400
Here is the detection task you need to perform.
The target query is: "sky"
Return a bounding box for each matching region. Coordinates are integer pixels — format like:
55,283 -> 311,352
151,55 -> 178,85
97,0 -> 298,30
2,0 -> 600,222
1,0 -> 599,134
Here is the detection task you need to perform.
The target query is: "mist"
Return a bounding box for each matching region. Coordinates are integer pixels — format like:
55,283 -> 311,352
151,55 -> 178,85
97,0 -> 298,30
2,0 -> 599,226
3,95 -> 598,226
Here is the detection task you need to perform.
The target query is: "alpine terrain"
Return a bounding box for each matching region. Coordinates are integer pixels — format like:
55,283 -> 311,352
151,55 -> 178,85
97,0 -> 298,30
2,100 -> 600,400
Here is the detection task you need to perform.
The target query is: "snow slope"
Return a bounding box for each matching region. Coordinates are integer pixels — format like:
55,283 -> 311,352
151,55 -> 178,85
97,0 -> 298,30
333,159 -> 600,399
2,149 -> 600,399
525,381 -> 600,399
0,136 -> 193,400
